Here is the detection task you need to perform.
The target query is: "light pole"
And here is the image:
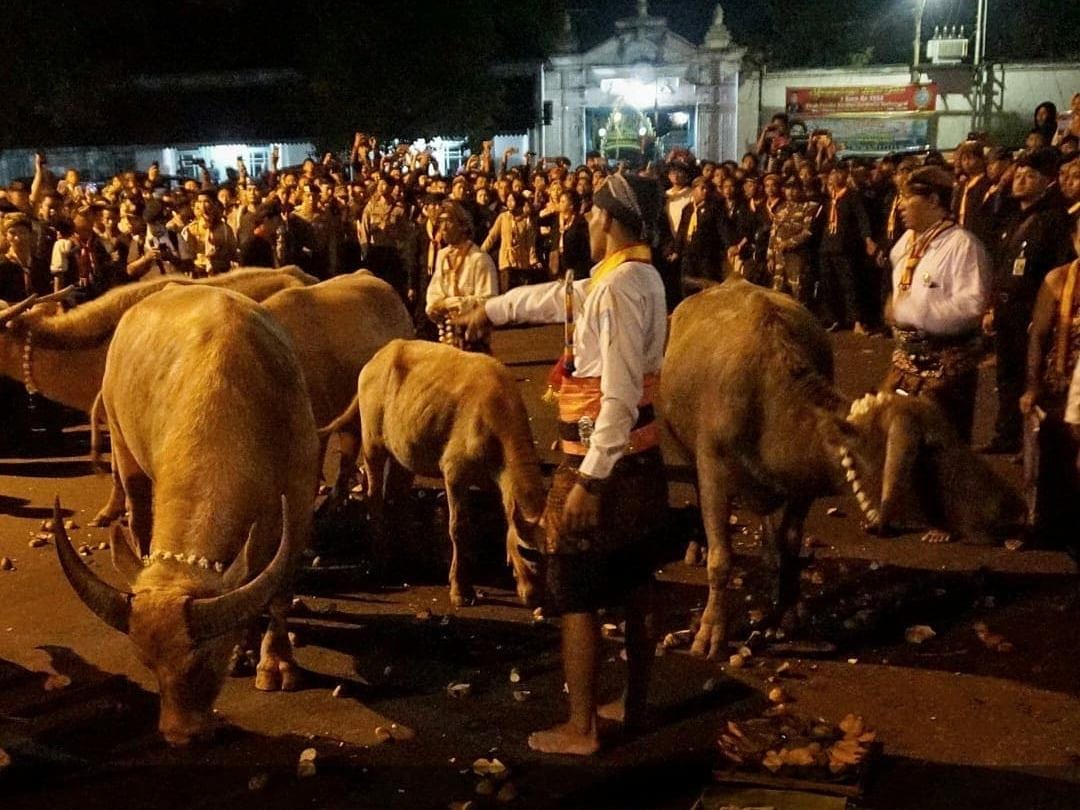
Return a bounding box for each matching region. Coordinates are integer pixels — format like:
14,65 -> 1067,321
973,0 -> 989,131
913,0 -> 928,69
973,0 -> 988,67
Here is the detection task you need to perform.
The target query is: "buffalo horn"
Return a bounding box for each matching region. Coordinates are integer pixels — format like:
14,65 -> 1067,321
187,496 -> 297,641
34,285 -> 76,305
53,497 -> 132,633
0,294 -> 40,327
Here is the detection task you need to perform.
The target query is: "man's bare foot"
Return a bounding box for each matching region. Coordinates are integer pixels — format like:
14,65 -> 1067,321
598,699 -> 646,731
527,721 -> 599,755
921,528 -> 953,544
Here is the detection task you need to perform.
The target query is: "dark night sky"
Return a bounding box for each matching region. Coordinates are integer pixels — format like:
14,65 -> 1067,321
571,0 -> 1079,65
2,0 -> 1076,147
10,0 -> 1079,72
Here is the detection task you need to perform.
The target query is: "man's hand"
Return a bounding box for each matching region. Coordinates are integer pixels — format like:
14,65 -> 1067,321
1019,390 -> 1038,416
981,309 -> 995,336
453,303 -> 492,343
562,483 -> 600,535
865,237 -> 879,257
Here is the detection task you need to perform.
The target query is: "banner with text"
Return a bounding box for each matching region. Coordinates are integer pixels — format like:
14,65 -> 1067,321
785,84 -> 938,116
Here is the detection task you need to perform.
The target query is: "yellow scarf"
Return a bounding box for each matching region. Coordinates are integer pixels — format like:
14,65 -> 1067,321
543,243 -> 653,402
587,243 -> 652,291
898,219 -> 955,293
827,188 -> 847,235
886,196 -> 901,241
686,207 -> 698,241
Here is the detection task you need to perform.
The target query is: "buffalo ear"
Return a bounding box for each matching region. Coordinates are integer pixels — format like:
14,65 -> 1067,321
110,524 -> 144,585
221,523 -> 258,590
188,496 -> 298,642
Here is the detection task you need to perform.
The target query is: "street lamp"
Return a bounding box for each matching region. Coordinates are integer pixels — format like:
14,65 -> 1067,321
973,0 -> 988,67
913,0 -> 928,68
973,0 -> 989,131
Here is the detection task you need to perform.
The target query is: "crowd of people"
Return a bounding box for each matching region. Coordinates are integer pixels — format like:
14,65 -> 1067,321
1,96 -> 1079,544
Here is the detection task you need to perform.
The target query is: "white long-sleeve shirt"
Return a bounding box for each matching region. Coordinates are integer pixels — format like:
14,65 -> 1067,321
425,243 -> 498,317
889,226 -> 989,336
1066,357 -> 1080,425
485,259 -> 667,479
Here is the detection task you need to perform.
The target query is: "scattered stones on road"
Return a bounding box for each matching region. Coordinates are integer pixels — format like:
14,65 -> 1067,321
495,781 -> 518,802
905,624 -> 936,644
297,747 -> 317,778
768,687 -> 789,704
974,621 -> 1014,652
446,682 -> 472,698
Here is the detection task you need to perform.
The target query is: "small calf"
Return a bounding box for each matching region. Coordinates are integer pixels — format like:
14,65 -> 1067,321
322,339 -> 544,606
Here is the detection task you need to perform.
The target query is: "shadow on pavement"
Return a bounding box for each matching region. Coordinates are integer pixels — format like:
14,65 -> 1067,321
0,460 -> 97,479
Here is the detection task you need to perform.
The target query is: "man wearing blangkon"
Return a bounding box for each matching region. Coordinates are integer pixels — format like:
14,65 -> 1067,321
883,166 -> 989,444
458,173 -> 668,755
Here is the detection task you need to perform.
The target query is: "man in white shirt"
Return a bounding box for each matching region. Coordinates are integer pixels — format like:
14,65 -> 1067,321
459,173 -> 668,755
425,202 -> 498,350
883,166 -> 990,443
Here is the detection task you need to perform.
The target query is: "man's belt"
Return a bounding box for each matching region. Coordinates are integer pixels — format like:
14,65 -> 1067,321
892,328 -> 982,380
894,327 -> 981,355
558,406 -> 659,456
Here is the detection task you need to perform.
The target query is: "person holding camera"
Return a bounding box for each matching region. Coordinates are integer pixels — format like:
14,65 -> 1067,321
50,208 -> 116,300
755,114 -> 792,174
126,198 -> 181,280
179,190 -> 237,277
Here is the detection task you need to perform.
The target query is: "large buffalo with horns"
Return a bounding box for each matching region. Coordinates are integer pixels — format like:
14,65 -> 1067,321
660,279 -> 1023,659
55,285 -> 319,745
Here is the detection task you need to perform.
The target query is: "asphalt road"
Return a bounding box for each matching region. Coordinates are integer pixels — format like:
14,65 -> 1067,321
0,323 -> 1077,810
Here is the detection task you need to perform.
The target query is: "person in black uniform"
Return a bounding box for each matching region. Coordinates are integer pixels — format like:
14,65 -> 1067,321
816,165 -> 876,332
671,176 -> 727,298
951,142 -> 996,248
982,148 -> 1072,454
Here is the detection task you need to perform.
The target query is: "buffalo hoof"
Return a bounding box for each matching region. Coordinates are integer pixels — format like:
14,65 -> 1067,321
690,620 -> 725,659
517,583 -> 538,608
449,586 -> 478,608
89,510 -> 122,528
255,657 -> 302,691
684,541 -> 703,566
